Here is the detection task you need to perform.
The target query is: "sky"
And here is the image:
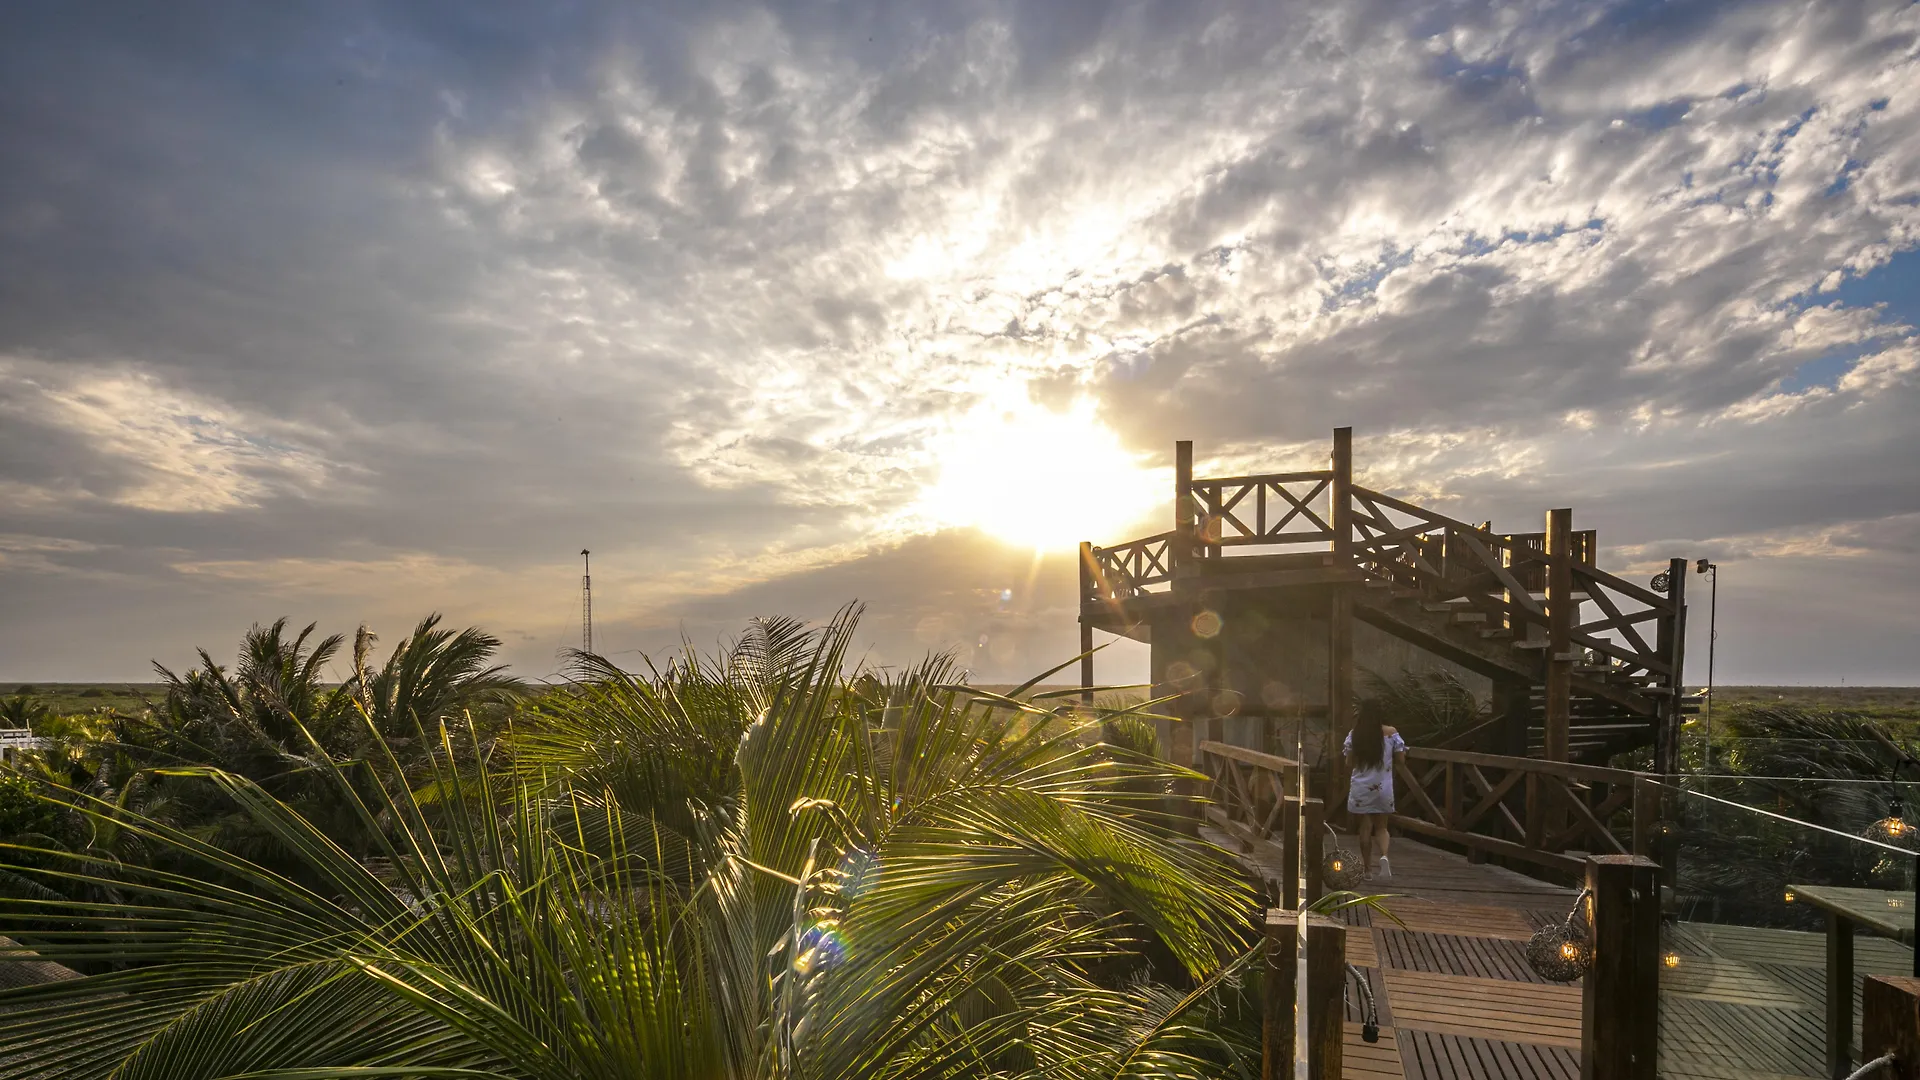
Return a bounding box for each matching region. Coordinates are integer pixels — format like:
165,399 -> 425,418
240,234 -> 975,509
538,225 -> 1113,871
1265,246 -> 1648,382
1,0 -> 1916,687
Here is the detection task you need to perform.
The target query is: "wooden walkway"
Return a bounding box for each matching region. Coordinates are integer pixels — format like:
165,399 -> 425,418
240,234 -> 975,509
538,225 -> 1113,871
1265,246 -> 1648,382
1214,829 -> 1915,1079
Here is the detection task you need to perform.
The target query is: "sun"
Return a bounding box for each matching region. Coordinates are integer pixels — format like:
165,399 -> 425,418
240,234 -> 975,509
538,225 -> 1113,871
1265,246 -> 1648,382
916,397 -> 1166,552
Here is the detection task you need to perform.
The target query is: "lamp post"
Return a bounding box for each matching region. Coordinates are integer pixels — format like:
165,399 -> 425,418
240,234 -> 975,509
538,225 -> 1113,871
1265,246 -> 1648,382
1696,559 -> 1717,771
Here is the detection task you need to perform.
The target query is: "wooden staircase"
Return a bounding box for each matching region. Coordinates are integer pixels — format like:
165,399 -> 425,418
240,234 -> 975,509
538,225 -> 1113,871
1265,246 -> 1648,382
1342,485 -> 1688,766
1080,429 -> 1693,773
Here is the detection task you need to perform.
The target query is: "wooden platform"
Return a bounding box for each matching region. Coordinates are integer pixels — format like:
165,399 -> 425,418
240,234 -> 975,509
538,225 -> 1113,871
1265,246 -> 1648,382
1212,828 -> 1916,1079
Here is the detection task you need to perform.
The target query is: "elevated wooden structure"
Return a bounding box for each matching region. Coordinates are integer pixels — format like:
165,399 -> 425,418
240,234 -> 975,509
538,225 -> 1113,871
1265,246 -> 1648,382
1079,429 -> 1694,791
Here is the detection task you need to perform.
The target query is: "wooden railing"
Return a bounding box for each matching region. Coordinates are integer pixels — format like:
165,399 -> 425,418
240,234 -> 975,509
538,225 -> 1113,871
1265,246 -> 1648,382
1190,470 -> 1334,550
1085,531 -> 1176,601
1197,741 -> 1325,903
1389,747 -> 1662,872
1346,484 -> 1679,707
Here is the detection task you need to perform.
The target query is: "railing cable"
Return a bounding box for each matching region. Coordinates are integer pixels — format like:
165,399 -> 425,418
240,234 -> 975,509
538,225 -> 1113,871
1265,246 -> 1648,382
1659,784 -> 1920,856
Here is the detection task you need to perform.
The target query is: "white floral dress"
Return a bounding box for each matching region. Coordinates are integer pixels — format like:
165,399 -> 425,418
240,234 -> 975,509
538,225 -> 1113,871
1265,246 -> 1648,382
1344,730 -> 1407,815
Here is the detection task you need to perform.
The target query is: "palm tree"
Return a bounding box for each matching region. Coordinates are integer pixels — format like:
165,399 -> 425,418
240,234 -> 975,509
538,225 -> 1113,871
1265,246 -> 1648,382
344,614 -> 524,746
0,606 -> 1258,1078
0,693 -> 49,731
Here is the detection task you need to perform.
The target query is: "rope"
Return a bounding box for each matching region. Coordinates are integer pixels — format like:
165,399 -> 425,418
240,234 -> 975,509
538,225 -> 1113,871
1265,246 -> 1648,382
1843,1052 -> 1896,1080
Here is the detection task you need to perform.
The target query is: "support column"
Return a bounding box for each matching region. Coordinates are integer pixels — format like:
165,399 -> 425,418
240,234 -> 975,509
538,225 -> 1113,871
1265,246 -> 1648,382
1327,428 -> 1355,807
1544,507 -> 1574,765
1830,912 -> 1856,1079
1078,542 -> 1095,709
1655,557 -> 1688,776
1174,440 -> 1195,575
1494,681 -> 1531,758
1582,855 -> 1660,1080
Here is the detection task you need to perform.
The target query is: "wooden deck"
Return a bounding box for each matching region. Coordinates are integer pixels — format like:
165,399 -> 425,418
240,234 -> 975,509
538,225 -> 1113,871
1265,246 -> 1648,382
1215,829 -> 1916,1079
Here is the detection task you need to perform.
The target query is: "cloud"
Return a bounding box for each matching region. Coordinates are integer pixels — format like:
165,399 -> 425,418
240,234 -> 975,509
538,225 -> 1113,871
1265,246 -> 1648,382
0,0 -> 1916,684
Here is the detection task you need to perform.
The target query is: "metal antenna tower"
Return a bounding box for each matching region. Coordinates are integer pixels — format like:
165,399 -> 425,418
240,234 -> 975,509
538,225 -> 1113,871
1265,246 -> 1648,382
580,549 -> 594,654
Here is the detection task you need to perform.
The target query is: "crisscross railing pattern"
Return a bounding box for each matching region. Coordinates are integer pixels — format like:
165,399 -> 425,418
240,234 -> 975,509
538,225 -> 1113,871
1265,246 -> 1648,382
1191,470 -> 1334,549
1080,462 -> 1682,715
1389,747 -> 1663,872
1345,485 -> 1676,693
1085,531 -> 1175,601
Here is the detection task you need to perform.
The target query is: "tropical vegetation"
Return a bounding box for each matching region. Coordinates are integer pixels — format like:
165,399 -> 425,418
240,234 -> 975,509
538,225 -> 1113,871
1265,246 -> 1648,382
0,606 -> 1266,1078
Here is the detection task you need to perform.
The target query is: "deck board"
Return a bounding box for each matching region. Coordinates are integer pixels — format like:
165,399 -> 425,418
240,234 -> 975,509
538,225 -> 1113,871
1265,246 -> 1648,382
1379,927 -> 1549,983
1384,968 -> 1583,1048
1345,1022 -> 1406,1079
1212,828 -> 1915,1079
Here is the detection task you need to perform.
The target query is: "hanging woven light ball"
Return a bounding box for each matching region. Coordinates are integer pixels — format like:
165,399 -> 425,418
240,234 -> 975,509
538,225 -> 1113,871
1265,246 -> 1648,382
1525,887 -> 1595,983
1526,923 -> 1594,982
1322,847 -> 1364,891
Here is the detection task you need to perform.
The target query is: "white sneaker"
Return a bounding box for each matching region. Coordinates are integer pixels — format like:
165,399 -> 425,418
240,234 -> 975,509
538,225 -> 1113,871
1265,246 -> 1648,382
1374,857 -> 1392,883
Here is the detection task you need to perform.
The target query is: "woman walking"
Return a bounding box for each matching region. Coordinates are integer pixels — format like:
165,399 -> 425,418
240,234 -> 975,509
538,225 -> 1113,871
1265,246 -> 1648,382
1343,704 -> 1408,881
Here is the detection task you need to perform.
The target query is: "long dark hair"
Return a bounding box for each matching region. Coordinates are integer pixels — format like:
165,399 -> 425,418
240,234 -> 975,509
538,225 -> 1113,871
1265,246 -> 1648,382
1349,701 -> 1386,769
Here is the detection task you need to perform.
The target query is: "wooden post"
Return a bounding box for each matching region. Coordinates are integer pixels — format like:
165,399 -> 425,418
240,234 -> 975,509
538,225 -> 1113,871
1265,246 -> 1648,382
1544,508 -> 1574,765
1263,912 -> 1295,1080
1655,557 -> 1688,776
1304,797 -> 1325,904
1582,855 -> 1660,1080
1262,911 -> 1346,1080
1306,916 -> 1345,1080
1863,976 -> 1920,1078
1280,799 -> 1300,909
1175,440 -> 1194,577
1831,912 -> 1857,1079
1493,681 -> 1530,757
1630,776 -> 1662,862
1327,430 -> 1356,809
1330,427 -> 1352,562
1079,543 -> 1095,709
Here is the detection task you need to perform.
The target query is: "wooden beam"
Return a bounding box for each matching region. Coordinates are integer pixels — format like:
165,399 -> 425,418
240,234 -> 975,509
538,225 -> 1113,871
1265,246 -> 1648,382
1582,855 -> 1659,1080
1079,542 -> 1095,709
1545,507 -> 1574,767
1831,911 -> 1857,1080
1304,796 -> 1325,904
1175,441 -> 1194,577
1199,741 -> 1302,773
1330,427 -> 1352,562
1655,557 -> 1688,777
1386,813 -> 1586,873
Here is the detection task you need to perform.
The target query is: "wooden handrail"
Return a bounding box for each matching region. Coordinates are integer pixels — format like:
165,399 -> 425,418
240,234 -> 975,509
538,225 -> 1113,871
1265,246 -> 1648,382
1403,746 -> 1646,786
1194,468 -> 1333,487
1199,740 -> 1301,773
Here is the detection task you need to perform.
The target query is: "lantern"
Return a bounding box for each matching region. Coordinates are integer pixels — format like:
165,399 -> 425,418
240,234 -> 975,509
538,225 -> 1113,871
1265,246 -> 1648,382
1867,797 -> 1917,848
1526,887 -> 1595,983
1323,846 -> 1364,891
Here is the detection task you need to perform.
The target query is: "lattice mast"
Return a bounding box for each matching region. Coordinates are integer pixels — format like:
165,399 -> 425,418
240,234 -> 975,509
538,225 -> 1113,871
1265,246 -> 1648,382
580,549 -> 593,654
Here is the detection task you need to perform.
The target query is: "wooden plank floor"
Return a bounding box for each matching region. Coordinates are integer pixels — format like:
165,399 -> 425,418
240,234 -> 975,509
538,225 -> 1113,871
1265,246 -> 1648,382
1209,827 -> 1917,1079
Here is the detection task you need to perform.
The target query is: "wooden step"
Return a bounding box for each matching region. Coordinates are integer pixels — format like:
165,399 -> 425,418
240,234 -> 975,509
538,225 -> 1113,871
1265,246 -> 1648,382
1478,628 -> 1513,640
1450,612 -> 1487,624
